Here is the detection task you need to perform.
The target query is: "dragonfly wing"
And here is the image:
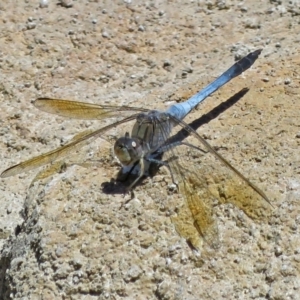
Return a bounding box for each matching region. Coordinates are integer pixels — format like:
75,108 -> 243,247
34,98 -> 149,120
153,114 -> 272,250
150,116 -> 219,250
176,170 -> 220,250
1,114 -> 139,178
170,157 -> 220,249
172,116 -> 272,202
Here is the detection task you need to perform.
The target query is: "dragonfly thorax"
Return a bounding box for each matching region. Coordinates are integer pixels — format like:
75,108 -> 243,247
114,132 -> 144,166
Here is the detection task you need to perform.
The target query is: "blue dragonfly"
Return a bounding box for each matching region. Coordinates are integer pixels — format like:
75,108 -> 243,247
1,49 -> 272,249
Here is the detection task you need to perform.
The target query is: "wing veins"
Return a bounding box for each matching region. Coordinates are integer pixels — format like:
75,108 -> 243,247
168,115 -> 273,207
34,98 -> 149,120
1,114 -> 140,178
154,115 -> 219,248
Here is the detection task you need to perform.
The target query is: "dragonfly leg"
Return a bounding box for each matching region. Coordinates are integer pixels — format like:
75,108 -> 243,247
147,156 -> 179,188
117,160 -> 140,183
157,141 -> 207,155
126,157 -> 146,191
147,157 -> 169,166
120,189 -> 135,208
155,141 -> 182,154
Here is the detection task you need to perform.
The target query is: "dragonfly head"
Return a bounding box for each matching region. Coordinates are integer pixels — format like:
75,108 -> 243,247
114,132 -> 143,166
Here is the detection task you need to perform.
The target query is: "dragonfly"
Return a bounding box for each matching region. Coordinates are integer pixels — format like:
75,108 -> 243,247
1,49 -> 272,250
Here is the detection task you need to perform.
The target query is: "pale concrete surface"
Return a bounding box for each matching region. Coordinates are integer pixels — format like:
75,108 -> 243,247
0,0 -> 300,299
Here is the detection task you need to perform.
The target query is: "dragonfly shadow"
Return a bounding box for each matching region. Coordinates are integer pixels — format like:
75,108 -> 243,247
101,88 -> 249,195
170,87 -> 249,144
101,161 -> 144,195
101,178 -> 130,195
148,87 -> 249,176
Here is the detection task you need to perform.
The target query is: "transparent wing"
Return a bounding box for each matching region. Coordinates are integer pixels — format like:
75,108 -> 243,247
1,98 -> 148,177
155,115 -> 273,250
34,98 -> 149,119
171,116 -> 272,207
